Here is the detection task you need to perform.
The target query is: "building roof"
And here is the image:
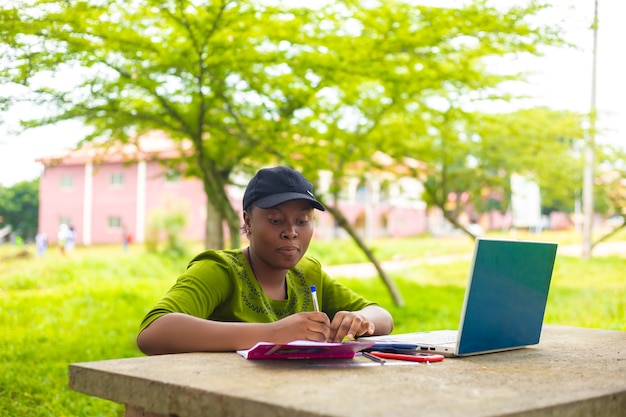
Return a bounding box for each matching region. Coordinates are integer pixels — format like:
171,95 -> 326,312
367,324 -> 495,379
36,130 -> 193,167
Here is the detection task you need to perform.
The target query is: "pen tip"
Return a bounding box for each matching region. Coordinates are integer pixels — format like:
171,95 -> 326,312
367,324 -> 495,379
310,285 -> 316,292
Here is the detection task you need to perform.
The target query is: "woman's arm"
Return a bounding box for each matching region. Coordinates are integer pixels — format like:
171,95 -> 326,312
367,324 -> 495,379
136,311 -> 332,355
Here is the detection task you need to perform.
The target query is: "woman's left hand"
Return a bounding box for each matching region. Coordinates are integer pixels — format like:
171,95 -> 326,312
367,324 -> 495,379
328,311 -> 375,343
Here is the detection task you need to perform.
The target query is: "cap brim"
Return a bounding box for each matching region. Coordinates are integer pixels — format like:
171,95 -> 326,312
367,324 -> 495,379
254,192 -> 326,211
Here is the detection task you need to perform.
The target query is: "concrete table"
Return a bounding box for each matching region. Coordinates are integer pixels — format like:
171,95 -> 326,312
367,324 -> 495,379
68,325 -> 626,417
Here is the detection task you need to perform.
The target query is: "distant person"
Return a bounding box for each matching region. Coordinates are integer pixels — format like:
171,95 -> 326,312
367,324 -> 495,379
65,225 -> 76,252
467,215 -> 484,237
35,232 -> 48,257
122,228 -> 133,251
57,224 -> 69,255
137,166 -> 394,355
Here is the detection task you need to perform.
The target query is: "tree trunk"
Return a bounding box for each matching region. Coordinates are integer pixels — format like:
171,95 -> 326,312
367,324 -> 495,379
442,210 -> 479,240
323,203 -> 405,307
204,201 -> 224,250
214,174 -> 242,250
591,221 -> 625,252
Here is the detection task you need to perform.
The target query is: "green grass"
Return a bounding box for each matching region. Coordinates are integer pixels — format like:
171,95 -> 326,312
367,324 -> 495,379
1,231 -> 624,416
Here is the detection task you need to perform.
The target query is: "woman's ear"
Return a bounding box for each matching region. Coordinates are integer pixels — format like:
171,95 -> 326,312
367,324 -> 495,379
243,210 -> 251,234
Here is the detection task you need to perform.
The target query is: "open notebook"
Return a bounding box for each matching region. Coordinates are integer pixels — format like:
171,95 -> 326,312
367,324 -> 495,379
237,340 -> 374,360
361,238 -> 558,357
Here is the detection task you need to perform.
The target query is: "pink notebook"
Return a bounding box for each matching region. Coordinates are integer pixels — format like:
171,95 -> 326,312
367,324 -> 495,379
237,340 -> 375,360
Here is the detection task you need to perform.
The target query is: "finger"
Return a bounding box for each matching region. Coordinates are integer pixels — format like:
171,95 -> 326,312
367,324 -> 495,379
312,311 -> 331,325
330,315 -> 355,342
358,321 -> 375,337
345,320 -> 366,340
305,312 -> 331,335
306,313 -> 330,340
328,324 -> 341,342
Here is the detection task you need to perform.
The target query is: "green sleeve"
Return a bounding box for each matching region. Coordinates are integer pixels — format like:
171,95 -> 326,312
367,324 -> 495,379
138,250 -> 237,332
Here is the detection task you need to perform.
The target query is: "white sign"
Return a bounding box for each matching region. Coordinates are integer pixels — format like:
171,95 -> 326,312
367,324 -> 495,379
510,174 -> 541,228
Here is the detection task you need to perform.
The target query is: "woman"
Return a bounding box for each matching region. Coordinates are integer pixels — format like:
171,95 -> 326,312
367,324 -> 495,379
137,166 -> 393,355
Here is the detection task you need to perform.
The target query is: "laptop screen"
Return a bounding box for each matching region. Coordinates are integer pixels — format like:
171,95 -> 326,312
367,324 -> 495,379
456,238 -> 558,355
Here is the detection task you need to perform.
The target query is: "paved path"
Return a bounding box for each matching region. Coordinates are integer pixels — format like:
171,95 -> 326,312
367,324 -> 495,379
556,240 -> 626,257
324,240 -> 626,278
324,254 -> 471,278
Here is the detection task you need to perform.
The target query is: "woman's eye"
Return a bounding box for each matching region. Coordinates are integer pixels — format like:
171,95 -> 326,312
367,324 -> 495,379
269,218 -> 281,225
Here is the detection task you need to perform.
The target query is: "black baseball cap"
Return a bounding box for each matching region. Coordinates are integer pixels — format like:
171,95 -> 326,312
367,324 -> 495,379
243,166 -> 325,211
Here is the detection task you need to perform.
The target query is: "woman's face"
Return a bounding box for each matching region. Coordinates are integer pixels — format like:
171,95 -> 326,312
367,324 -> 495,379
245,199 -> 315,271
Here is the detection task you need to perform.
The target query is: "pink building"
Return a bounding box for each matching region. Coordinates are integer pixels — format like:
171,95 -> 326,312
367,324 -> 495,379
37,132 -> 428,246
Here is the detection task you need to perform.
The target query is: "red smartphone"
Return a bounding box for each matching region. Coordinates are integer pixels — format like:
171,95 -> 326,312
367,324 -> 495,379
368,351 -> 444,362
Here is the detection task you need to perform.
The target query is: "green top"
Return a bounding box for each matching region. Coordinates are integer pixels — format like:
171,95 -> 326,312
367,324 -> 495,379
139,249 -> 377,332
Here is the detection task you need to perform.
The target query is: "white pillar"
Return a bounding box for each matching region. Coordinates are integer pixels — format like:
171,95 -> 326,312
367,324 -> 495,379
82,162 -> 93,245
365,176 -> 381,240
136,160 -> 147,243
346,177 -> 360,203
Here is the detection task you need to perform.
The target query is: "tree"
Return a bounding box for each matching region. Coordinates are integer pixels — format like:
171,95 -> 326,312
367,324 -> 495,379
1,0 -> 327,249
274,1 -> 579,240
465,108 -> 584,230
0,180 -> 39,241
588,144 -> 626,249
0,0 -> 574,246
248,1 -> 578,303
1,0 -> 594,303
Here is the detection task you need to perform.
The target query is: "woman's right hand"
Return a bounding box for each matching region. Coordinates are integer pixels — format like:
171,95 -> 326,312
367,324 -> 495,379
271,312 -> 330,342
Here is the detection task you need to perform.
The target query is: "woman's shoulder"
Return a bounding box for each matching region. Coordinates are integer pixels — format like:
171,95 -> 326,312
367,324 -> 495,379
187,249 -> 245,271
296,255 -> 324,273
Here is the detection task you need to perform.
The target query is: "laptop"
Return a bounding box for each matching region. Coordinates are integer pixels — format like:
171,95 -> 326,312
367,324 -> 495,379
360,238 -> 558,357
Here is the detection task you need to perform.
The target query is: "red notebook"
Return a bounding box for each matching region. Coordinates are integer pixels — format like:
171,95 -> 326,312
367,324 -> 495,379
237,340 -> 375,360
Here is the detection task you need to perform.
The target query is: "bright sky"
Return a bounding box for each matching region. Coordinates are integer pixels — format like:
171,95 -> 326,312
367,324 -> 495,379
0,0 -> 624,187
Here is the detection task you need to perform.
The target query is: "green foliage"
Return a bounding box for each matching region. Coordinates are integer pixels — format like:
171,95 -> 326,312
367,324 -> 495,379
593,144 -> 626,217
0,179 -> 39,241
2,0 -> 326,248
0,233 -> 624,415
1,0 -> 592,250
463,108 -> 586,215
145,206 -> 189,259
0,246 -> 180,417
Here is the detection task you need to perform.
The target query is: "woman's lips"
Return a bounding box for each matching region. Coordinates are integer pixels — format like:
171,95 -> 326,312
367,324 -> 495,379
277,246 -> 299,255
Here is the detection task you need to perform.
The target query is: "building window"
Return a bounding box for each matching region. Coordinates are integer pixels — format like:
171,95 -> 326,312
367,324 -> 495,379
380,180 -> 391,203
108,216 -> 122,230
165,168 -> 181,183
110,172 -> 124,187
60,175 -> 74,189
356,180 -> 367,203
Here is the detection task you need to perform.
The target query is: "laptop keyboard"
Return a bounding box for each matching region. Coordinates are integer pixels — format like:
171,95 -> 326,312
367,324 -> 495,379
412,330 -> 458,345
366,330 -> 458,345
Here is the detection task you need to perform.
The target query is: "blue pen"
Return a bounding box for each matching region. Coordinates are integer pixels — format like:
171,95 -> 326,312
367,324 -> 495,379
310,285 -> 320,312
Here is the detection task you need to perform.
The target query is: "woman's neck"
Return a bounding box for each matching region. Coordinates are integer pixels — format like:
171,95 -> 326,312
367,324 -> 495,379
246,247 -> 287,300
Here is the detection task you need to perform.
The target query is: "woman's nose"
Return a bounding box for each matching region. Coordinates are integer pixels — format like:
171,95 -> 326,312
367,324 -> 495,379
281,224 -> 298,239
